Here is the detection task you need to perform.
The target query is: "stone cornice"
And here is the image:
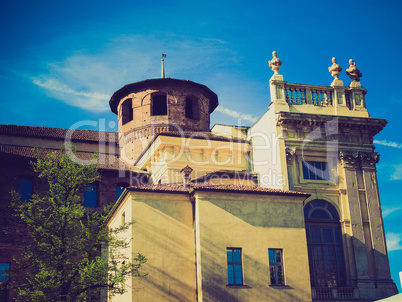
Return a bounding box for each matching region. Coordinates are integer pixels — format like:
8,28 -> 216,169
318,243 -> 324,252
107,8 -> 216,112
276,111 -> 387,136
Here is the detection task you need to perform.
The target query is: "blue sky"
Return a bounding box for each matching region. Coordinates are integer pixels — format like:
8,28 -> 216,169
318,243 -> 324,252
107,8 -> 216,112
1,0 -> 402,291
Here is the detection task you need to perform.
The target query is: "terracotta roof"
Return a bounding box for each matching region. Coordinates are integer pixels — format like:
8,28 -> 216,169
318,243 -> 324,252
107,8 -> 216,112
0,124 -> 118,143
154,131 -> 249,143
0,144 -> 145,173
192,170 -> 258,183
127,182 -> 308,196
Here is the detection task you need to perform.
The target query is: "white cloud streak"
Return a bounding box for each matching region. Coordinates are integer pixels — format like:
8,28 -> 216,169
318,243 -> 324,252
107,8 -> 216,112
374,139 -> 402,149
386,232 -> 402,252
30,35 -> 240,113
382,207 -> 402,218
215,106 -> 258,124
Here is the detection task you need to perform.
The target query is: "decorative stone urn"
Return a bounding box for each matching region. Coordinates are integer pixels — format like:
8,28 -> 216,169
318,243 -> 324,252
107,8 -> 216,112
346,59 -> 363,87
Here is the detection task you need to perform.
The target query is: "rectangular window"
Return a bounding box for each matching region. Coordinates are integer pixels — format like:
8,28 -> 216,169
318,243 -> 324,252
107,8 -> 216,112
227,248 -> 243,285
0,263 -> 10,302
84,184 -> 98,207
269,249 -> 285,285
302,161 -> 330,181
18,178 -> 33,202
152,94 -> 167,116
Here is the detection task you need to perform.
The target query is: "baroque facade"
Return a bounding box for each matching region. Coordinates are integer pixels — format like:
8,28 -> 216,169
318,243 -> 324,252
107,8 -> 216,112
0,53 -> 398,302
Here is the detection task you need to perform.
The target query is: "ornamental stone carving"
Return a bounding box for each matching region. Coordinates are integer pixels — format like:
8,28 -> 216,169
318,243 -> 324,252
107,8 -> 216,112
346,59 -> 363,87
339,150 -> 379,168
361,152 -> 379,168
269,51 -> 282,75
286,147 -> 296,162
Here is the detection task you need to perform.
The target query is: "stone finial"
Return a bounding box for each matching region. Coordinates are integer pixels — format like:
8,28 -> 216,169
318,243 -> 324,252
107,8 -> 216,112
269,51 -> 282,75
180,165 -> 193,187
346,59 -> 363,87
328,57 -> 342,79
328,57 -> 344,87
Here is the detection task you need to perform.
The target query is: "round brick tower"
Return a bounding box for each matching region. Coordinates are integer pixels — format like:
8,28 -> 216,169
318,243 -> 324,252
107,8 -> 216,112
109,78 -> 218,163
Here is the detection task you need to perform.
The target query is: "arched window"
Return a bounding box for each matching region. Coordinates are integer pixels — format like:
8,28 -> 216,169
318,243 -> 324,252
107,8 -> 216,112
18,177 -> 33,202
151,93 -> 167,116
304,200 -> 346,288
122,98 -> 133,125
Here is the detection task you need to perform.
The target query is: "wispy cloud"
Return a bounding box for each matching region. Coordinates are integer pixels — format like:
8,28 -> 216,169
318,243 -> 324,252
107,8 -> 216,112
386,232 -> 402,252
374,139 -> 402,149
390,164 -> 402,180
32,78 -> 110,111
30,35 -> 239,113
382,207 -> 402,218
215,106 -> 258,124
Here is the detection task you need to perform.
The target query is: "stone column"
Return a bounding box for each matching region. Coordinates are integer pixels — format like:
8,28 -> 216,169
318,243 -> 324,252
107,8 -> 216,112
360,152 -> 398,297
339,151 -> 375,298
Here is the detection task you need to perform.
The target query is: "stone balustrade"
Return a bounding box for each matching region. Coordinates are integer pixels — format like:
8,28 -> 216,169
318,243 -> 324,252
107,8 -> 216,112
284,83 -> 333,106
311,287 -> 358,300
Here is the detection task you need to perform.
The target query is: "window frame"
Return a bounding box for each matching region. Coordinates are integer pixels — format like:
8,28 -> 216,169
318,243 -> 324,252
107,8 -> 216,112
226,247 -> 243,285
268,249 -> 285,286
304,200 -> 346,288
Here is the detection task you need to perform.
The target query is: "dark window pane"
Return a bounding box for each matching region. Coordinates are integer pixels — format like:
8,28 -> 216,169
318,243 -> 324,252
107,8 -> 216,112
152,94 -> 167,116
84,184 -> 97,207
234,249 -> 241,262
227,265 -> 234,284
0,263 -> 10,282
116,186 -> 125,201
322,228 -> 333,243
18,178 -> 32,202
185,98 -> 194,119
311,228 -> 322,244
327,205 -> 340,220
334,228 -> 342,244
227,249 -> 233,262
122,98 -> 133,125
302,161 -> 329,180
310,209 -> 331,220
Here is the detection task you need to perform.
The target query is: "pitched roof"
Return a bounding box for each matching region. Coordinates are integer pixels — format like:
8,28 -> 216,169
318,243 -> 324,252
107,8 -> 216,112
0,144 -> 145,173
0,124 -> 118,143
126,182 -> 308,197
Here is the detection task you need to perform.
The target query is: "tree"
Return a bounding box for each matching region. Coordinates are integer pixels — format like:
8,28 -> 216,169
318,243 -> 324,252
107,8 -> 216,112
9,148 -> 146,302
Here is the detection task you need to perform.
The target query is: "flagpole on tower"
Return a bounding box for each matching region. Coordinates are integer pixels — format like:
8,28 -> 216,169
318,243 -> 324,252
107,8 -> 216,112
161,54 -> 166,78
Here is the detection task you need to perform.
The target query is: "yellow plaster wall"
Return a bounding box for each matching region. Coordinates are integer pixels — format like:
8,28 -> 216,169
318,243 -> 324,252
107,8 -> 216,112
126,191 -> 196,302
195,191 -> 312,302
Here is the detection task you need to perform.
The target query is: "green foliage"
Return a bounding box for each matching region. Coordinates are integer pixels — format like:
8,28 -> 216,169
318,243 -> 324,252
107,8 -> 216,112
10,148 -> 146,302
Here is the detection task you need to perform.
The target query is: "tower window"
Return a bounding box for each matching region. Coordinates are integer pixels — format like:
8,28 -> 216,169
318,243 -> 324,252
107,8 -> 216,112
122,98 -> 133,125
152,94 -> 167,116
185,97 -> 199,120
